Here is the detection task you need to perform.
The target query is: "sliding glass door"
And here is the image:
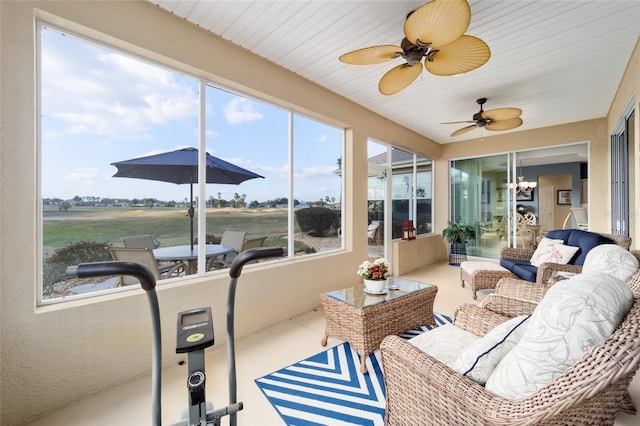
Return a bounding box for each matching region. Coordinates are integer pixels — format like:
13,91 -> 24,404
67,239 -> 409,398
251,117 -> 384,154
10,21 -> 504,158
451,144 -> 589,259
450,154 -> 511,258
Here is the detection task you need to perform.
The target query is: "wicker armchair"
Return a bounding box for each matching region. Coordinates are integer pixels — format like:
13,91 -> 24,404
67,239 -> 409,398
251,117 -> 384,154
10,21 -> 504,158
380,297 -> 640,425
482,250 -> 640,318
500,231 -> 631,285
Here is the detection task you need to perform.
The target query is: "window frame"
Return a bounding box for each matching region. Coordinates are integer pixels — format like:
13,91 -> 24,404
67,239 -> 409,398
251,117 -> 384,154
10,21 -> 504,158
37,23 -> 345,305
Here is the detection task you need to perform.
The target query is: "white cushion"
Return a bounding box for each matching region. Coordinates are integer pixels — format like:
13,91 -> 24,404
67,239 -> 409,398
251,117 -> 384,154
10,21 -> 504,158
530,238 -> 578,267
582,244 -> 639,283
408,324 -> 480,367
485,271 -> 634,400
451,315 -> 530,385
367,221 -> 379,239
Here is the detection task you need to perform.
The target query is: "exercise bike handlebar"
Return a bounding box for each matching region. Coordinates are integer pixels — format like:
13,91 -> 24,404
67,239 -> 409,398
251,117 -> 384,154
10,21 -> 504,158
66,261 -> 162,426
66,261 -> 157,291
229,246 -> 284,278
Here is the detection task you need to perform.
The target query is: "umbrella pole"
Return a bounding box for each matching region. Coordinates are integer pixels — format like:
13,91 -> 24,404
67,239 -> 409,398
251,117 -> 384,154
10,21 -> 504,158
189,183 -> 194,251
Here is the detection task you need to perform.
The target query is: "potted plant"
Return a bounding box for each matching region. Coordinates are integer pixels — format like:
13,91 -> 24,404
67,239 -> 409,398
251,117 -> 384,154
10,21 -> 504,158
442,221 -> 476,265
357,257 -> 389,293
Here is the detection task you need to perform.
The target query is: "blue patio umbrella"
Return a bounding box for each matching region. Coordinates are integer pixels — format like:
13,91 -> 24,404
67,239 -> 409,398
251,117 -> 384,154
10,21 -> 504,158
111,147 -> 263,249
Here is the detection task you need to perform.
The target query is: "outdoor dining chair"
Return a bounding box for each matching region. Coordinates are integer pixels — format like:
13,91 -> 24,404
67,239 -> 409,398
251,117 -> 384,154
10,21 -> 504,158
207,235 -> 266,270
108,247 -> 186,286
121,235 -> 160,249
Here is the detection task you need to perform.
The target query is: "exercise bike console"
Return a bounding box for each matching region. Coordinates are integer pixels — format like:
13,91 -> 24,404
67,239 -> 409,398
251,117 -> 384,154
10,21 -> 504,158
176,308 -> 214,353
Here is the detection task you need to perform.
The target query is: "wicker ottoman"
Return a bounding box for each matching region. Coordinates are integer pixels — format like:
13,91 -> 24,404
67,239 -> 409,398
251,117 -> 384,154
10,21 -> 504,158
460,261 -> 516,300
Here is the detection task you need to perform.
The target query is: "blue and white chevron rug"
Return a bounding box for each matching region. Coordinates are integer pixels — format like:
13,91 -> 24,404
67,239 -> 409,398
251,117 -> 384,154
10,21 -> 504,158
255,313 -> 452,425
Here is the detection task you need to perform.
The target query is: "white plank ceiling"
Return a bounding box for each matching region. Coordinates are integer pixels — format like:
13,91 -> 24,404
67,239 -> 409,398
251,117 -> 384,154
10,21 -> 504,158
151,0 -> 640,144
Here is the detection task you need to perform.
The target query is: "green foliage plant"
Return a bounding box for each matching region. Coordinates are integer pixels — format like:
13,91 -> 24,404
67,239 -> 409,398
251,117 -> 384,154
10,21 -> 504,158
44,241 -> 112,295
295,207 -> 340,237
442,221 -> 476,243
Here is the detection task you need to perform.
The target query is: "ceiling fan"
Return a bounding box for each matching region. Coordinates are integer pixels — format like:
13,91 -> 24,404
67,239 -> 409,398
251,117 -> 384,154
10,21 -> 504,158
442,98 -> 523,137
339,0 -> 490,95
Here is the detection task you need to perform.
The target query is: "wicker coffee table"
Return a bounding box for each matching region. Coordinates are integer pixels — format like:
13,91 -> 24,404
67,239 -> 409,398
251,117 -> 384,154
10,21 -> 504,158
320,277 -> 438,373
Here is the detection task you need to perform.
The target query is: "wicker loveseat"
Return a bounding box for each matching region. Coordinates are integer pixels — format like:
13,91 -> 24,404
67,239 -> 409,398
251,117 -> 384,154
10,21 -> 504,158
499,229 -> 631,284
380,282 -> 640,425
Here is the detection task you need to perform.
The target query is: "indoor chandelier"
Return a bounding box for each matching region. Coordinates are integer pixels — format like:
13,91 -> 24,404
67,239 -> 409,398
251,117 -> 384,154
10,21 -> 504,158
511,175 -> 537,193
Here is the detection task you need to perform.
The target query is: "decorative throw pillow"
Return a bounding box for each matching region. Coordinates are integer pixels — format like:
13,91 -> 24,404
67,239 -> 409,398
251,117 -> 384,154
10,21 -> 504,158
547,271 -> 578,286
485,271 -> 634,400
582,244 -> 639,283
408,324 -> 480,367
530,238 -> 578,267
451,314 -> 530,385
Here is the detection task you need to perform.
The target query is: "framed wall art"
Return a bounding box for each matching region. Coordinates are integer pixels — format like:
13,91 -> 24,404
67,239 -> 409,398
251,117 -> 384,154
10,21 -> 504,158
557,189 -> 572,205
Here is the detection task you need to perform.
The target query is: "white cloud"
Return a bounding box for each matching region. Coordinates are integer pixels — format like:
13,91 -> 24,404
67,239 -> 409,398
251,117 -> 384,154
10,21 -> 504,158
66,167 -> 100,185
294,165 -> 338,180
42,30 -> 199,139
223,98 -> 263,124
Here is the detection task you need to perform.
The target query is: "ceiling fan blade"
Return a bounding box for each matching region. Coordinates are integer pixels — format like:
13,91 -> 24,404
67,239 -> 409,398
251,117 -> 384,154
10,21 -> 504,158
424,35 -> 490,76
482,107 -> 522,121
378,63 -> 422,95
451,124 -> 477,137
339,45 -> 403,65
404,0 -> 470,47
441,120 -> 476,124
485,117 -> 523,131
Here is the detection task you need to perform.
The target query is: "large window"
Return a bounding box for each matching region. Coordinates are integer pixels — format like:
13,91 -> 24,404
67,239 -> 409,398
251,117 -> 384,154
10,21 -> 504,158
367,143 -> 433,261
39,25 -> 343,303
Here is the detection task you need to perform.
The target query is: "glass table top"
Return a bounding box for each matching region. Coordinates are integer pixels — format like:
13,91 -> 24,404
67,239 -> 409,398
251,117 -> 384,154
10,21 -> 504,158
323,277 -> 434,309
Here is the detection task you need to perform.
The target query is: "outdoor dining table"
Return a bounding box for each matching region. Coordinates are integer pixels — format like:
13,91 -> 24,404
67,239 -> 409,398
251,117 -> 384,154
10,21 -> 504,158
153,244 -> 233,275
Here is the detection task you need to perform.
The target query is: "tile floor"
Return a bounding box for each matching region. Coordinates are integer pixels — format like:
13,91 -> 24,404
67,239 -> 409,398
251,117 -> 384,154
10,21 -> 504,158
27,260 -> 639,425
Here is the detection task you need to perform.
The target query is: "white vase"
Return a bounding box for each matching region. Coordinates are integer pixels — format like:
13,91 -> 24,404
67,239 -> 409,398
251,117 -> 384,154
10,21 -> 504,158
363,279 -> 386,292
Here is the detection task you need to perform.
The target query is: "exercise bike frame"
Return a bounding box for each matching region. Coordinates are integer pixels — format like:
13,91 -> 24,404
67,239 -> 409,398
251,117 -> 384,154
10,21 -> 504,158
67,246 -> 284,426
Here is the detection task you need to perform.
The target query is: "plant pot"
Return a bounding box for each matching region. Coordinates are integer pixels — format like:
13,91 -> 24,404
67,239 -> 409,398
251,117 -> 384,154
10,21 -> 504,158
448,241 -> 467,266
363,279 -> 386,292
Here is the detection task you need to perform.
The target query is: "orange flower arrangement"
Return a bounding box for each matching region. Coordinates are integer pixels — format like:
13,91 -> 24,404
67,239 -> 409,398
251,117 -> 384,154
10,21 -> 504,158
357,258 -> 389,281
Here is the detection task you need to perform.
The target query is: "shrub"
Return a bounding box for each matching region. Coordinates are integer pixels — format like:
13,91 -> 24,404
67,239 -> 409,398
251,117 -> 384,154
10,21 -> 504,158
44,241 -> 112,294
295,207 -> 340,237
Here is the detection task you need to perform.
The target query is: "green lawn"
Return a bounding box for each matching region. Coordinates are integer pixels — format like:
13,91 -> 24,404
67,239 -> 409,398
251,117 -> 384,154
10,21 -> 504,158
43,206 -> 290,248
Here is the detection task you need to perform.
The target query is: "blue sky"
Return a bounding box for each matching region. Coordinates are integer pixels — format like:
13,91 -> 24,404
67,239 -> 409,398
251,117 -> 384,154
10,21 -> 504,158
40,25 -> 342,205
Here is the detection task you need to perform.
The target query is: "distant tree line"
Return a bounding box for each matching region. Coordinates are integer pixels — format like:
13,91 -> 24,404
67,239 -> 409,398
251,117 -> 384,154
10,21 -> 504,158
43,194 -> 339,211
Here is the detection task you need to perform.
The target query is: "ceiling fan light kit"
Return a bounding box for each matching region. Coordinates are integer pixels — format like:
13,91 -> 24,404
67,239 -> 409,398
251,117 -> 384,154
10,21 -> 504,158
339,0 -> 490,95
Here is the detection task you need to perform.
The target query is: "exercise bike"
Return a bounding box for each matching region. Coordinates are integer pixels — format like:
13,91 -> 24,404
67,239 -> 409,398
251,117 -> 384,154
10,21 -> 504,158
67,246 -> 284,426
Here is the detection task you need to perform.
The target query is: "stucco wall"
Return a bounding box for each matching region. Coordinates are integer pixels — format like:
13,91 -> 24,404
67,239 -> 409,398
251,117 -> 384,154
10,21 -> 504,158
0,1 -> 440,424
393,235 -> 447,275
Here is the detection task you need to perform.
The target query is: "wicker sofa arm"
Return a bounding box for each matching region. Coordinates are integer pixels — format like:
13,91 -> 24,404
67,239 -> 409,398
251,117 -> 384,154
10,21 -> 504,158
535,262 -> 583,284
453,303 -> 511,336
480,294 -> 538,318
500,247 -> 535,261
495,277 -> 549,302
